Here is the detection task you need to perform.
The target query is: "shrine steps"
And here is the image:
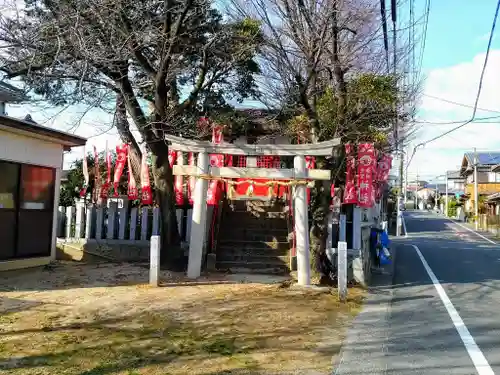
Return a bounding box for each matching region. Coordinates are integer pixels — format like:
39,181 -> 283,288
215,200 -> 291,274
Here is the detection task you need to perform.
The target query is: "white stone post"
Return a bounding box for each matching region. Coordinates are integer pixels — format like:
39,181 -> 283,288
85,205 -> 96,239
75,200 -> 85,239
150,235 -> 160,286
187,152 -> 209,279
338,240 -> 348,302
293,155 -> 310,286
65,206 -> 74,239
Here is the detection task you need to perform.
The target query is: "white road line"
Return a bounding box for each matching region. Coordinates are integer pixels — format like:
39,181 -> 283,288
412,244 -> 494,375
445,217 -> 497,245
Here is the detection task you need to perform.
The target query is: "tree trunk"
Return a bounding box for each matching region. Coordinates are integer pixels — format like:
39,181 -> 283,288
114,93 -> 142,180
116,75 -> 181,263
149,142 -> 182,265
309,157 -> 330,275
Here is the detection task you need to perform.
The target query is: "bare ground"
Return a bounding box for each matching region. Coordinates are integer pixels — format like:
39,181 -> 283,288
0,262 -> 364,375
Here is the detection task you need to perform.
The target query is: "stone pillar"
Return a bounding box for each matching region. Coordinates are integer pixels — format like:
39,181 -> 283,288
65,206 -> 74,239
293,155 -> 310,286
187,152 -> 209,279
75,200 -> 86,239
85,205 -> 96,239
150,235 -> 160,286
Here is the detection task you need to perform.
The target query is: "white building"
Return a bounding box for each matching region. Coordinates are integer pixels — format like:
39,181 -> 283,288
0,84 -> 86,271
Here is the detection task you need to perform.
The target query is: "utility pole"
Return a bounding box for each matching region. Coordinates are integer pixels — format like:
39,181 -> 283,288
391,0 -> 403,236
445,171 -> 449,217
474,148 -> 479,230
404,151 -> 408,205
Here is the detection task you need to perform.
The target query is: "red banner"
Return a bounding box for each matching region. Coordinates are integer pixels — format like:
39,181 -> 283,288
140,147 -> 153,205
344,144 -> 357,204
80,146 -> 89,197
357,143 -> 375,208
113,144 -> 128,197
207,125 -> 224,205
168,150 -> 177,168
174,151 -> 184,205
305,156 -> 315,204
375,153 -> 393,202
101,143 -> 112,199
127,148 -> 138,200
377,154 -> 393,182
93,145 -> 101,203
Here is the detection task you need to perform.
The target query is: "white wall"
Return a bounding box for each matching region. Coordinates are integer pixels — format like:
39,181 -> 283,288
488,172 -> 500,183
0,129 -> 63,168
0,128 -> 64,267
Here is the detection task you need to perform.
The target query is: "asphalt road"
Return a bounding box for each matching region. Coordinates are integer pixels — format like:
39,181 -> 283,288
335,210 -> 500,375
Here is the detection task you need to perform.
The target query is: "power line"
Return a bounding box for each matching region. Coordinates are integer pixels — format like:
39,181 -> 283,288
416,0 -> 430,83
409,0 -> 500,165
415,115 -> 500,125
423,94 -> 500,114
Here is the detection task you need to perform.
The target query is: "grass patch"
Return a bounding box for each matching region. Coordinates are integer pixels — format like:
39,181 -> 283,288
0,263 -> 364,374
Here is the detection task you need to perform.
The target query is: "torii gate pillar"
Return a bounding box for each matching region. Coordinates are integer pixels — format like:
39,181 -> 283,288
187,152 -> 209,278
293,155 -> 310,285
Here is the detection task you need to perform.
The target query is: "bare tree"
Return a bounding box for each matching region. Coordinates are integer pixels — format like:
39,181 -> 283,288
228,0 -> 420,271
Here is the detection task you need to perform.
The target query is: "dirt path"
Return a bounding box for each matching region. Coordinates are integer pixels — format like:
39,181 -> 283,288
0,262 -> 363,374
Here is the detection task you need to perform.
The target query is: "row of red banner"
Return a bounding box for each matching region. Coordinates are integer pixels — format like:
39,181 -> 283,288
344,143 -> 392,208
80,143 -> 153,205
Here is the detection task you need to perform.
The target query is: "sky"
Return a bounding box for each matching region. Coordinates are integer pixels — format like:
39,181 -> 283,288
4,0 -> 500,177
406,0 -> 500,184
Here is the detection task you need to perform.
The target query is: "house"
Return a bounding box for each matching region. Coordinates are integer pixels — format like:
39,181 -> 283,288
0,81 -> 27,115
0,112 -> 86,271
416,187 -> 436,201
446,170 -> 465,195
460,152 -> 500,213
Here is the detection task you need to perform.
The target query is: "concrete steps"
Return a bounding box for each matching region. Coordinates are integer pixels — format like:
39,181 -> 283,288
215,200 -> 291,274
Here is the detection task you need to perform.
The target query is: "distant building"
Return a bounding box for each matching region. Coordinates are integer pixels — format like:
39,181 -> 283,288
0,81 -> 27,115
460,152 -> 500,212
446,170 -> 465,195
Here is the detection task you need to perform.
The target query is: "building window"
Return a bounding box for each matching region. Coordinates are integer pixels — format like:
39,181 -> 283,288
20,165 -> 55,210
0,161 -> 19,209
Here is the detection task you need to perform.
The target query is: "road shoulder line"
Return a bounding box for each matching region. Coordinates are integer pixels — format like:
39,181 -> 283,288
412,244 -> 494,375
448,218 -> 496,244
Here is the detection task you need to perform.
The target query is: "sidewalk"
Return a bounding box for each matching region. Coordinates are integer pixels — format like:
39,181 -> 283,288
332,239 -> 399,375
